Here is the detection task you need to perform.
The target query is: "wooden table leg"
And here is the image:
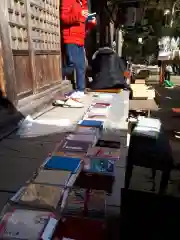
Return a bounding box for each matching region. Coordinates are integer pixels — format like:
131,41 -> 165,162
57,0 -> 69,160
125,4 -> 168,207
125,162 -> 134,189
159,62 -> 165,85
159,169 -> 171,194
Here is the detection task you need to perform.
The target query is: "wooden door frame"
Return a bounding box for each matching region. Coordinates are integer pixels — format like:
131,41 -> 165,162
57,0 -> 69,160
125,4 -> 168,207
0,0 -> 17,105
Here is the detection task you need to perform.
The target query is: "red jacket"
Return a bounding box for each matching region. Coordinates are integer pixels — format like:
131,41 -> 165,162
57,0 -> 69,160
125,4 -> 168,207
61,0 -> 88,46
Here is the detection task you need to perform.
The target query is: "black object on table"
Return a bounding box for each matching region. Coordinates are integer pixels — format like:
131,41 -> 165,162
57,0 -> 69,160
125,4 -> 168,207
125,128 -> 174,194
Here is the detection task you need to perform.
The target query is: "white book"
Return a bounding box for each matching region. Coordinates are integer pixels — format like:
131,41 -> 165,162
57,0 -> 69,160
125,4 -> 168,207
0,209 -> 55,240
66,134 -> 97,143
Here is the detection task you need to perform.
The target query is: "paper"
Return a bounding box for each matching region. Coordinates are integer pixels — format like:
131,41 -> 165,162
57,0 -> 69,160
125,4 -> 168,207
41,217 -> 58,240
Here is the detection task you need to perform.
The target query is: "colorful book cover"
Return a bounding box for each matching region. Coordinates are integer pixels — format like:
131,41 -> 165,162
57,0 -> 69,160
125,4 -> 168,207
53,150 -> 85,159
0,209 -> 56,239
87,147 -> 120,160
33,169 -> 72,186
58,139 -> 91,153
78,120 -> 103,128
44,155 -> 82,173
11,184 -> 64,209
76,125 -> 100,135
64,188 -> 85,213
88,158 -> 115,175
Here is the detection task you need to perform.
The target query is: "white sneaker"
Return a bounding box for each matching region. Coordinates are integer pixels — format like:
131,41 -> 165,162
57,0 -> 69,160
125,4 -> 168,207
53,99 -> 65,106
70,91 -> 78,98
76,91 -> 85,98
70,91 -> 85,98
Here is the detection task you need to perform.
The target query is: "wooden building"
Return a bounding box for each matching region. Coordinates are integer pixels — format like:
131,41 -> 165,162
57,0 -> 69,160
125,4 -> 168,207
0,0 -> 63,108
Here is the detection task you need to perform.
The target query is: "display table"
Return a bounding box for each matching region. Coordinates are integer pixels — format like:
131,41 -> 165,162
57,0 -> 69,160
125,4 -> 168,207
125,128 -> 174,193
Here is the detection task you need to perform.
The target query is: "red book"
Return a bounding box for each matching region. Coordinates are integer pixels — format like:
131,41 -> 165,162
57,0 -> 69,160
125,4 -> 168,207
53,216 -> 105,240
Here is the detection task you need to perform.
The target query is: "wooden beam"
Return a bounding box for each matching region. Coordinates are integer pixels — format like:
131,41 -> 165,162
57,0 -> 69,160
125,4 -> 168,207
25,0 -> 37,93
0,0 -> 17,105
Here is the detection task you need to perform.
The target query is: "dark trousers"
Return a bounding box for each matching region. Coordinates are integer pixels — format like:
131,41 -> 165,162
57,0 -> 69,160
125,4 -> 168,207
165,71 -> 170,81
63,44 -> 85,92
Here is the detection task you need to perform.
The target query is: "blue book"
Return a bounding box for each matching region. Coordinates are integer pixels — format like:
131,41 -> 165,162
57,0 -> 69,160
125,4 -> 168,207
86,12 -> 96,22
78,120 -> 103,128
87,158 -> 115,176
44,156 -> 81,174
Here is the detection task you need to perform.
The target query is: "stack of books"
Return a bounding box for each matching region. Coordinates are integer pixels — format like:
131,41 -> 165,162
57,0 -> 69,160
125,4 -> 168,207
83,102 -> 111,123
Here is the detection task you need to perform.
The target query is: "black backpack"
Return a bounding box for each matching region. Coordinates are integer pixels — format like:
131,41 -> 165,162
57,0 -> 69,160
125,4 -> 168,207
88,48 -> 129,90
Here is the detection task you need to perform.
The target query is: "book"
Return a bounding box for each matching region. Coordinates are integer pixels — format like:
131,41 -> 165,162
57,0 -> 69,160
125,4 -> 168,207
63,189 -> 106,216
88,107 -> 109,115
87,190 -> 106,214
87,158 -> 115,175
96,140 -> 121,149
53,150 -> 86,158
54,216 -> 105,240
83,113 -> 107,121
11,184 -> 64,209
91,102 -> 110,108
78,120 -> 103,128
87,147 -> 120,160
58,139 -> 91,153
0,209 -> 57,239
76,125 -> 100,135
65,133 -> 97,144
63,188 -> 85,214
44,156 -> 82,173
86,12 -> 96,22
33,169 -> 72,186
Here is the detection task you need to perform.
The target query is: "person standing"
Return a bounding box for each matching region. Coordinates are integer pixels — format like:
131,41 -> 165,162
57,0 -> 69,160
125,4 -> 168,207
61,0 -> 88,98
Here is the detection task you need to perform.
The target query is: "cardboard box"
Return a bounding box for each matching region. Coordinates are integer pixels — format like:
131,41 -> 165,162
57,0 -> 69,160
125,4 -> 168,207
135,79 -> 146,84
131,84 -> 155,99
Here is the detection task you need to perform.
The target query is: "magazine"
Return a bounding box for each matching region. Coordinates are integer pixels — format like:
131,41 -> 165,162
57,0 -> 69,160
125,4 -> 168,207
76,126 -> 100,136
87,158 -> 115,175
58,139 -> 92,153
33,169 -> 72,187
11,184 -> 64,209
0,209 -> 57,239
87,147 -> 120,160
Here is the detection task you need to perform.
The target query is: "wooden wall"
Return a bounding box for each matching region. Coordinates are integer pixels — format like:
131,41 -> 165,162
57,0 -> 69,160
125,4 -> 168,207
0,0 -> 62,105
0,40 -> 6,96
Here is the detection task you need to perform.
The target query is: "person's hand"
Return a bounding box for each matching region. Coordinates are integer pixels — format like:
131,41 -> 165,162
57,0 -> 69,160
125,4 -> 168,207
81,9 -> 88,18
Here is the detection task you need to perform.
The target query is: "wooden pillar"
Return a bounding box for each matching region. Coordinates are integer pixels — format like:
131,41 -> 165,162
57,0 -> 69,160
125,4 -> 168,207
159,62 -> 165,85
0,0 -> 17,105
109,21 -> 114,48
25,0 -> 37,93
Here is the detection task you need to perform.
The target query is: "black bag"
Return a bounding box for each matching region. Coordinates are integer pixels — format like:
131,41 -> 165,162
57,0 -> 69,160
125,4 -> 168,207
88,47 -> 129,90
